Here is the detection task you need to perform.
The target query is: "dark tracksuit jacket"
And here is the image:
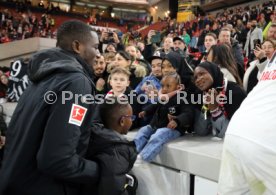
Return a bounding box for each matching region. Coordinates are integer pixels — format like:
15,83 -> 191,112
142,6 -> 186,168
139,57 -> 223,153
0,48 -> 99,195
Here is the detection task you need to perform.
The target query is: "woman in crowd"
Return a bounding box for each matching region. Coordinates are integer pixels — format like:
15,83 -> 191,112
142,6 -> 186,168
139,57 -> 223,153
207,43 -> 243,86
244,39 -> 276,93
199,32 -> 218,64
113,51 -> 147,89
193,61 -> 246,138
204,33 -> 218,54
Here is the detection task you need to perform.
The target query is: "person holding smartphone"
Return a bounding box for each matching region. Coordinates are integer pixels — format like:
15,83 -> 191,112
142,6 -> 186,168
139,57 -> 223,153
135,52 -> 164,126
99,30 -> 123,54
135,52 -> 163,100
254,39 -> 276,73
243,39 -> 276,93
244,19 -> 263,61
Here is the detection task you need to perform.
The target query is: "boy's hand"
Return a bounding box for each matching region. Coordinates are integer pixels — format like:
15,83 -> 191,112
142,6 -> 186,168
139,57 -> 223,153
168,114 -> 176,121
138,111 -> 146,118
167,114 -> 178,129
167,120 -> 177,129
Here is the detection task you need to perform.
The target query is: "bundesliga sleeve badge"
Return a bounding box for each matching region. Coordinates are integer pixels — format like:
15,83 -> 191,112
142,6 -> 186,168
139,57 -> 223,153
68,104 -> 87,126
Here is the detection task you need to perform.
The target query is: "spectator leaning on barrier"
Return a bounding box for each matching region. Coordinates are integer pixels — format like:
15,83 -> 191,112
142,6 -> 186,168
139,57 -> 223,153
0,20 -> 99,195
193,61 -> 246,138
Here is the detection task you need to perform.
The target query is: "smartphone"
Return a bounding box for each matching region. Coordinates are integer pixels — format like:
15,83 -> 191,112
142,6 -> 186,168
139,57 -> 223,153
253,39 -> 261,49
146,80 -> 156,91
151,31 -> 161,43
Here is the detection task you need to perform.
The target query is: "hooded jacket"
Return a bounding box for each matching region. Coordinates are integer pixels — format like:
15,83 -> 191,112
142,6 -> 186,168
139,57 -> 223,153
0,48 -> 99,195
86,123 -> 137,195
197,62 -> 247,137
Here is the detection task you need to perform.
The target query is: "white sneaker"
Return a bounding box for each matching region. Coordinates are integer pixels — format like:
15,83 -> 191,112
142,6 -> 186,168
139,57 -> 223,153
134,154 -> 148,166
135,154 -> 143,164
211,136 -> 223,141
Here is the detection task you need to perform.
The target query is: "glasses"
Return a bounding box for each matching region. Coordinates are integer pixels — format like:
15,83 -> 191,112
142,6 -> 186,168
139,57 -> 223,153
121,115 -> 136,121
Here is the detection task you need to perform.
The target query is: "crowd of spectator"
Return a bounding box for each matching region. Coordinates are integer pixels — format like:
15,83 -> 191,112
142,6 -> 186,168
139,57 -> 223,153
0,0 -> 275,102
0,0 -> 276,193
0,8 -> 56,43
0,0 -> 275,101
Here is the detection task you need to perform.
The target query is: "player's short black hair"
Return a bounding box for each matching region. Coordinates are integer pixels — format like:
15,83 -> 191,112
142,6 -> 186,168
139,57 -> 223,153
56,20 -> 94,50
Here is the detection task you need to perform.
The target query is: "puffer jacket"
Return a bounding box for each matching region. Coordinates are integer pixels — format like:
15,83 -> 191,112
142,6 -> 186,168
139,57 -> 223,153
86,123 -> 137,195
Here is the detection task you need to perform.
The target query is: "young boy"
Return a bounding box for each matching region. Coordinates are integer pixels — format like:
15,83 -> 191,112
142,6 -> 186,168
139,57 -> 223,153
86,97 -> 138,195
106,67 -> 141,129
134,73 -> 194,162
107,67 -> 131,97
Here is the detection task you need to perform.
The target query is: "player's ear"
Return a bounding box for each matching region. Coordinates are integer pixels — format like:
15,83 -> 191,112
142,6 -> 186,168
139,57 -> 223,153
119,116 -> 125,127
